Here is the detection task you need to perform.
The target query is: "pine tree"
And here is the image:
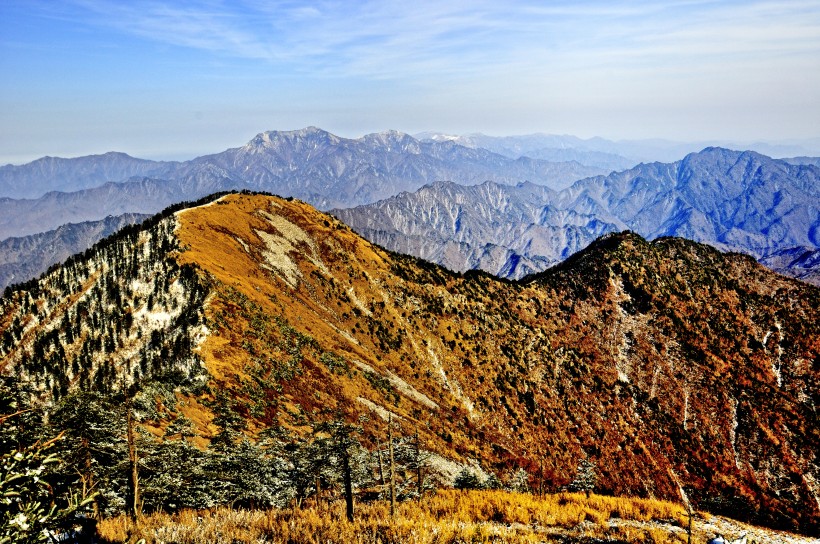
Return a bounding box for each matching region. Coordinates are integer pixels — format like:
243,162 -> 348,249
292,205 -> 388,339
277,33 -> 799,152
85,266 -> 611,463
508,467 -> 531,493
570,458 -> 597,498
208,388 -> 245,452
454,468 -> 482,490
1,409 -> 95,543
314,419 -> 368,522
49,391 -> 126,519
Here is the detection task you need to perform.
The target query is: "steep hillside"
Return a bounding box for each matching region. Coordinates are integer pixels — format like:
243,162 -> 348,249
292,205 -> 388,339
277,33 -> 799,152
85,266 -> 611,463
1,193 -> 818,534
336,148 -> 820,282
333,180 -> 621,278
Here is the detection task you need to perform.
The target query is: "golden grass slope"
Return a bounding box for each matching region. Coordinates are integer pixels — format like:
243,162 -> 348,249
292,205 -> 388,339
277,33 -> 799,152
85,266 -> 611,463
167,193 -> 820,534
98,490 -> 816,544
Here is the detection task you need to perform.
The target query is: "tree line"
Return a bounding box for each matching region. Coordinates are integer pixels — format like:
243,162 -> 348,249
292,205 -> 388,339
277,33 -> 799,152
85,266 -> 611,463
0,374 -> 449,540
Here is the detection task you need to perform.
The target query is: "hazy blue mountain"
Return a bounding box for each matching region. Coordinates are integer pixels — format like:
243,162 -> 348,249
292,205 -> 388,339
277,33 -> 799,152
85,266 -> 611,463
0,213 -> 150,290
783,156 -> 820,167
0,128 -> 605,240
759,247 -> 820,286
335,148 -> 820,282
416,132 -> 637,171
417,132 -> 820,168
0,178 -> 205,240
0,152 -> 178,199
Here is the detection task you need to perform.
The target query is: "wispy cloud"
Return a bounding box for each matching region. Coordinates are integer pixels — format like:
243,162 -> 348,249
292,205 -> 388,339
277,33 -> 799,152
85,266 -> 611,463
3,0 -> 819,160
43,0 -> 819,83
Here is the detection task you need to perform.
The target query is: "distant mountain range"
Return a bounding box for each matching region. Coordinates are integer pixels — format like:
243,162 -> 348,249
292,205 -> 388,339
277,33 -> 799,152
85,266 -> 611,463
0,152 -> 179,199
0,128 -> 818,291
0,213 -> 149,290
417,132 -> 820,167
0,127 -> 605,240
334,147 -> 820,283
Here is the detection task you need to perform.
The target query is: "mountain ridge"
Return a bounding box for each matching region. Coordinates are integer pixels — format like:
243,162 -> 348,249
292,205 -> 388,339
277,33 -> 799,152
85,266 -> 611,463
1,192 -> 817,534
0,127 -> 605,236
335,147 -> 820,283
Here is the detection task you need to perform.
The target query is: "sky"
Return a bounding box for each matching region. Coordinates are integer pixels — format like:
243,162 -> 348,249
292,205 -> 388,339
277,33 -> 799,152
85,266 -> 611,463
1,0 -> 819,164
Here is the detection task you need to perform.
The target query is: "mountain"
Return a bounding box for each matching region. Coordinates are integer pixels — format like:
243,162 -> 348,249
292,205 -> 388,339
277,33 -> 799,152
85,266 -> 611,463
0,152 -> 177,199
783,156 -> 820,168
1,192 -> 818,534
334,148 -> 820,282
0,177 -> 200,240
416,132 -> 637,171
0,213 -> 150,290
759,247 -> 820,286
417,132 -> 820,166
333,180 -> 617,279
0,128 -> 606,241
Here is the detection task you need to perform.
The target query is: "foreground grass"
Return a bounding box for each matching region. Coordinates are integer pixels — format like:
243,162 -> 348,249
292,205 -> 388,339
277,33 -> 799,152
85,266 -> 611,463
98,490 -> 693,543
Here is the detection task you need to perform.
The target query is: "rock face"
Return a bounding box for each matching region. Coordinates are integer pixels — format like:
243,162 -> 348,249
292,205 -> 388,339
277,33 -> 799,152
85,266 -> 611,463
0,127 -> 605,240
1,193 -> 818,534
335,148 -> 820,282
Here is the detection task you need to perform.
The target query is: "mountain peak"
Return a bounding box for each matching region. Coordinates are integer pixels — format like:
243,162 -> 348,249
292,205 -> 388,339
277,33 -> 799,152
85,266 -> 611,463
248,126 -> 339,147
362,130 -> 420,152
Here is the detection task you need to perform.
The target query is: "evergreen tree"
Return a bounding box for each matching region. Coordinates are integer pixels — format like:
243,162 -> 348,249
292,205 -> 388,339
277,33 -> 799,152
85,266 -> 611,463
139,433 -> 217,511
508,468 -> 531,493
314,419 -> 368,522
454,468 -> 482,490
1,409 -> 94,543
0,377 -> 43,454
569,458 -> 598,498
208,388 -> 245,452
49,391 -> 127,518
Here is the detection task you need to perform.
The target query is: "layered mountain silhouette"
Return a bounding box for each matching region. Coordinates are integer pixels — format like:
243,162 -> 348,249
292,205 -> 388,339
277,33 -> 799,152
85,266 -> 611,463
0,213 -> 149,289
1,131 -> 818,291
0,152 -> 179,199
416,132 -> 820,167
335,148 -> 820,283
0,127 -> 603,241
1,193 -> 818,534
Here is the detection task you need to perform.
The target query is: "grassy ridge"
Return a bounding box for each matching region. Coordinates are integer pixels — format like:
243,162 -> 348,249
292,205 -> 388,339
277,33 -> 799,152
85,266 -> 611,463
99,490 -> 690,543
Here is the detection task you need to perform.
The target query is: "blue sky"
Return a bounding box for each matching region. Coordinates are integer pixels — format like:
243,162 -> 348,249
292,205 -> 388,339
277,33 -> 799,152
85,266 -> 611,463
1,0 -> 819,163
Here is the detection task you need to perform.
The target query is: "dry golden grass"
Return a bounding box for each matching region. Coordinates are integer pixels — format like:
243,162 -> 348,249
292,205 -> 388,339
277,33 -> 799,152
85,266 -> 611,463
97,490 -> 690,544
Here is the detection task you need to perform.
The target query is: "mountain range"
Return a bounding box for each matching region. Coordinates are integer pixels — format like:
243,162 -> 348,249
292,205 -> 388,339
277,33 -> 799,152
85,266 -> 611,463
417,132 -> 820,167
1,193 -> 817,534
0,213 -> 150,289
1,129 -> 818,292
334,147 -> 820,283
0,127 -> 604,241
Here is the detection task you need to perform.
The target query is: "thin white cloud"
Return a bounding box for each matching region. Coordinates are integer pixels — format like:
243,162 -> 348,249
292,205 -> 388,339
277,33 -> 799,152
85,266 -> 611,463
51,0 -> 819,84
4,0 -> 819,158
